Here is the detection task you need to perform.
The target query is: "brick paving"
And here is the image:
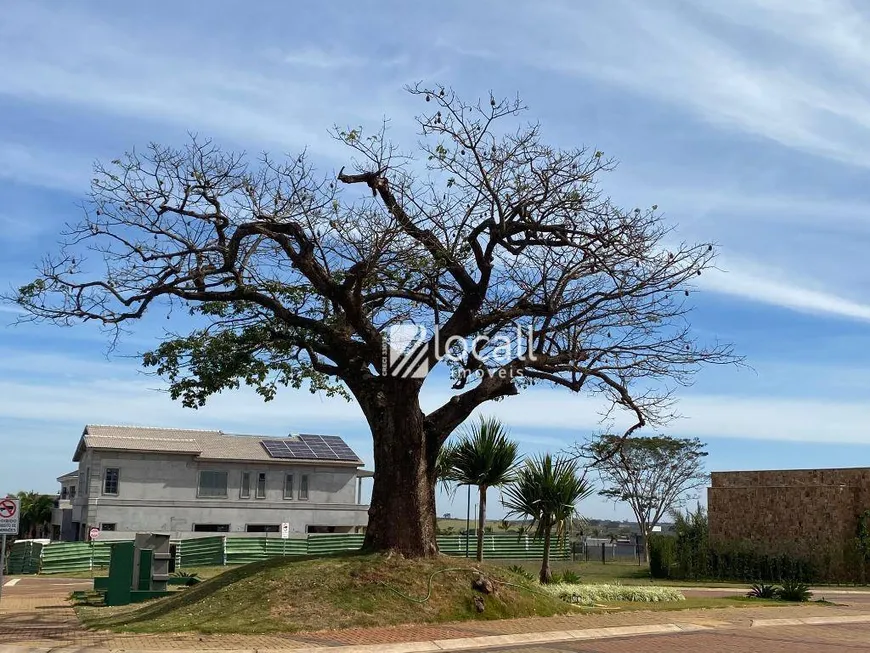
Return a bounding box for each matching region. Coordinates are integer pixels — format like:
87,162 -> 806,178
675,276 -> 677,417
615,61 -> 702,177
2,576 -> 870,650
484,623 -> 870,652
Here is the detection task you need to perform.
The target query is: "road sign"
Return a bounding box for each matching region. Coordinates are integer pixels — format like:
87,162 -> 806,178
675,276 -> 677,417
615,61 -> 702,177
280,522 -> 290,539
0,498 -> 19,535
89,527 -> 101,541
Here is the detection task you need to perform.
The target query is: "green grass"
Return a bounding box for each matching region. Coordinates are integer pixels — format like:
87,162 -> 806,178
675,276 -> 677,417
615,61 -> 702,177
77,553 -> 574,634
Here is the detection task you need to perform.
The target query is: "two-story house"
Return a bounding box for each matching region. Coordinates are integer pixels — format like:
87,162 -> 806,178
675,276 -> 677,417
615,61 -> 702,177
63,425 -> 372,540
51,470 -> 79,541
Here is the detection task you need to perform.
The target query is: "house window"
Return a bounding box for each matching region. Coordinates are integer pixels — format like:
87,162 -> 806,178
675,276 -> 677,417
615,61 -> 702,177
240,472 -> 251,499
103,468 -> 120,495
61,487 -> 68,500
84,467 -> 90,494
70,486 -> 76,499
246,524 -> 280,533
193,524 -> 230,532
299,475 -> 309,500
255,472 -> 267,499
284,474 -> 294,500
101,523 -> 116,531
198,470 -> 228,498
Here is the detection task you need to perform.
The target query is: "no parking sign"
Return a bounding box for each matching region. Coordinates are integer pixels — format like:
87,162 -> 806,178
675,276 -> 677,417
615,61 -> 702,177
0,498 -> 20,535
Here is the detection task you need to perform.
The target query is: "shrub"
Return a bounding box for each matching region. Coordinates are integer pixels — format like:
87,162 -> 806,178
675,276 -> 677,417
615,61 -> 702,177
648,533 -> 675,578
542,583 -> 685,605
506,565 -> 535,582
561,569 -> 581,584
548,571 -> 563,584
747,582 -> 778,599
172,571 -> 201,586
777,580 -> 812,602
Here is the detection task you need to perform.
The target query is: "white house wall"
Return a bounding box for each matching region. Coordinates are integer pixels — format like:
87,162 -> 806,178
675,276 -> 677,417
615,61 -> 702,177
70,450 -> 368,537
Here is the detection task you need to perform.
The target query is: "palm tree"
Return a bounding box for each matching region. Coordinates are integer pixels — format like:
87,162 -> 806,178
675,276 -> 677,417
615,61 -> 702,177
503,454 -> 594,583
435,443 -> 458,500
449,416 -> 520,562
15,491 -> 55,538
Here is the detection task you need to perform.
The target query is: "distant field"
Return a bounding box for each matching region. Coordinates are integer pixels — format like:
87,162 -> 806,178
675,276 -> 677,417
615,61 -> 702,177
436,518 -> 527,532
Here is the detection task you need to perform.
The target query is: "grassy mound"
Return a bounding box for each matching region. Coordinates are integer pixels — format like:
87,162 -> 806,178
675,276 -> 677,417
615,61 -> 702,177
80,553 -> 572,634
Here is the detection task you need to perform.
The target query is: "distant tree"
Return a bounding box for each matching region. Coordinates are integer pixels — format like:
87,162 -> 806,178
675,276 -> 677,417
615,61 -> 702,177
14,491 -> 54,539
448,416 -> 520,562
578,434 -> 708,559
503,454 -> 594,583
11,84 -> 736,557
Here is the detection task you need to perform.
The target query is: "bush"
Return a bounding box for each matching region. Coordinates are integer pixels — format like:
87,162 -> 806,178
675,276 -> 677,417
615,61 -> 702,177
777,580 -> 812,602
648,533 -> 675,578
561,569 -> 581,584
548,571 -> 563,584
663,506 -> 822,583
172,571 -> 201,586
747,582 -> 778,599
542,583 -> 685,605
506,565 -> 535,582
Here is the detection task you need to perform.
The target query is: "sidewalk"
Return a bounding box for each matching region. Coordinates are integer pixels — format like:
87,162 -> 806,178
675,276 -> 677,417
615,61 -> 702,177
2,594 -> 870,653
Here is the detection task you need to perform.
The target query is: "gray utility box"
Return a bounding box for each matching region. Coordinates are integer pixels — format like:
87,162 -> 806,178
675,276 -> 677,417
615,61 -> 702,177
132,532 -> 172,592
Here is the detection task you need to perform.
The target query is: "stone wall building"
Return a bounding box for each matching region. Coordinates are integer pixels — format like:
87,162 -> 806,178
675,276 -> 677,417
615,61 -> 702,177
708,467 -> 870,577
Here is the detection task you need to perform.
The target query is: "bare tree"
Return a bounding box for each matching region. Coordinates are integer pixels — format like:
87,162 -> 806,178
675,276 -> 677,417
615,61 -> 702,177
578,434 -> 709,559
10,84 -> 735,556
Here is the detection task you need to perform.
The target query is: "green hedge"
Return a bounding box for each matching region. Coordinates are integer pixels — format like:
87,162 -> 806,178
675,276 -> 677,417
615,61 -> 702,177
650,535 -> 822,583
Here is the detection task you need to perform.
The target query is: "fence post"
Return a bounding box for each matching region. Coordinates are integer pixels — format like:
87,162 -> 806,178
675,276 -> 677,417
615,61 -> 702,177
222,536 -> 227,566
601,542 -> 605,564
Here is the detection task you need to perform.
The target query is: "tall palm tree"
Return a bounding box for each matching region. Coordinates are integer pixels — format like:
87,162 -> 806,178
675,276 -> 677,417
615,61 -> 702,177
449,416 -> 520,562
503,454 -> 594,583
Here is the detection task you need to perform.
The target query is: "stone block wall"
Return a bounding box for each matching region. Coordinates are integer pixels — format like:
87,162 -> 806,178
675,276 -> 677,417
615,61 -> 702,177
708,467 -> 870,579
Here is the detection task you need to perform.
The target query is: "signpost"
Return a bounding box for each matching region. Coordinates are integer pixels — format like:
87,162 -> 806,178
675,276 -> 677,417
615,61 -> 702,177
89,527 -> 101,541
0,498 -> 21,603
281,522 -> 290,556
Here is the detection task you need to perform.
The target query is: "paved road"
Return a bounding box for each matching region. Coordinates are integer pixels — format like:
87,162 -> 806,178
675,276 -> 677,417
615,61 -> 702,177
476,623 -> 870,652
1,575 -> 91,598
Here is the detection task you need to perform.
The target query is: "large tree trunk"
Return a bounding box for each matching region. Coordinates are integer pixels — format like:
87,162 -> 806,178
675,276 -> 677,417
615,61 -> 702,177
358,379 -> 440,557
476,485 -> 487,562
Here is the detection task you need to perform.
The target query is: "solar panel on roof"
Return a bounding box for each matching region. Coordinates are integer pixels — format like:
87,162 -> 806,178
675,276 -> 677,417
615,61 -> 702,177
260,435 -> 360,462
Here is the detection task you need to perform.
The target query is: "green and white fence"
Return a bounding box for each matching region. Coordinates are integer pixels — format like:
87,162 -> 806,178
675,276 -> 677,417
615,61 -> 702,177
3,533 -> 570,575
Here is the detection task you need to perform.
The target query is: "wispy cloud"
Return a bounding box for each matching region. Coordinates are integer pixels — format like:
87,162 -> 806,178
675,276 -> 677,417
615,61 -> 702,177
440,0 -> 870,167
3,350 -> 869,446
700,258 -> 870,323
0,141 -> 93,193
0,6 -> 421,157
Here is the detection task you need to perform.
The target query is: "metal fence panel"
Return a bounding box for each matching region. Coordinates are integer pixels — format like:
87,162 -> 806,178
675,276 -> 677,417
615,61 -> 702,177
177,536 -> 224,568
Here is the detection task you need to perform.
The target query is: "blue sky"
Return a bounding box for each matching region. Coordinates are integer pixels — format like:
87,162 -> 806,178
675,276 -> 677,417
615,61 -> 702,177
3,0 -> 870,521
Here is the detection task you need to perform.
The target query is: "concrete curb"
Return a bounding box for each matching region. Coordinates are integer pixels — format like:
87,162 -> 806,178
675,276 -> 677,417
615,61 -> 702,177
2,614 -> 870,653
